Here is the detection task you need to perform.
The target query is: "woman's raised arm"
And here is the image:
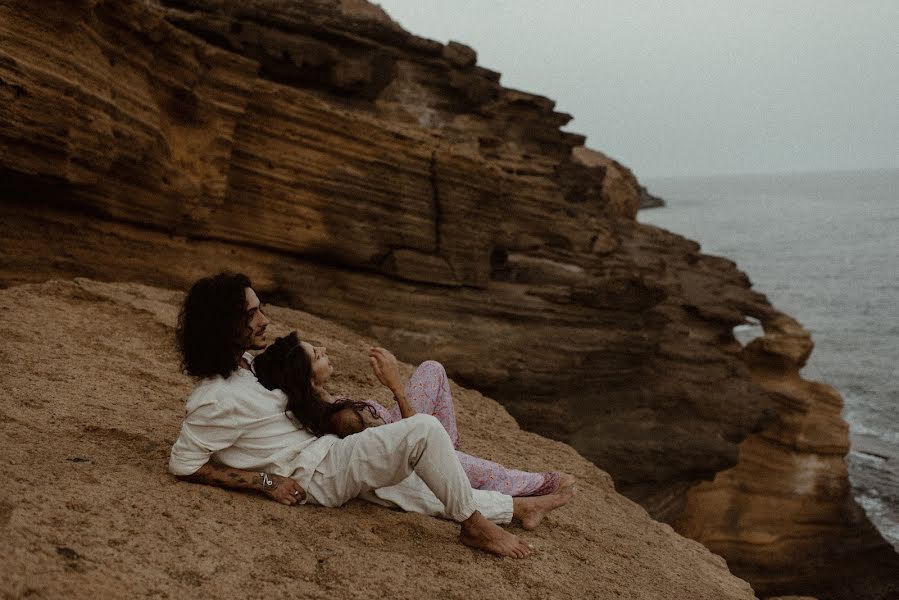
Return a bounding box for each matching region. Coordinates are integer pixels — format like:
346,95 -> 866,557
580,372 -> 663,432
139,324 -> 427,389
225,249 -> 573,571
368,347 -> 416,419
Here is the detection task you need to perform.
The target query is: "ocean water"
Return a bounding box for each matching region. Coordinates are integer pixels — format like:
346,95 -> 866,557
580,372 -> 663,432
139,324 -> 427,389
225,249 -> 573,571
638,169 -> 899,550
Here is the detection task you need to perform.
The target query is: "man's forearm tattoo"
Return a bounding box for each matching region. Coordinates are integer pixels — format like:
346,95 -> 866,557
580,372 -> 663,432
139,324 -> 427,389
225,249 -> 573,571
181,462 -> 261,491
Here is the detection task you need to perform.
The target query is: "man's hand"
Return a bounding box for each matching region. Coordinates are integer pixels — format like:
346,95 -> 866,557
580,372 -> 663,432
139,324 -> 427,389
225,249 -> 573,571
179,462 -> 306,505
368,347 -> 403,394
262,474 -> 306,505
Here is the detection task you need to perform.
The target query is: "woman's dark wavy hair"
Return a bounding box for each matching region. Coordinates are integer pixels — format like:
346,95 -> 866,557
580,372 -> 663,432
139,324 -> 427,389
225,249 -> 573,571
253,332 -> 375,437
177,272 -> 252,379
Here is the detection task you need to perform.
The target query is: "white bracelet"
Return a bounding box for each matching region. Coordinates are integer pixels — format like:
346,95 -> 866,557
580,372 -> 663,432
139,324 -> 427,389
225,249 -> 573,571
259,472 -> 274,488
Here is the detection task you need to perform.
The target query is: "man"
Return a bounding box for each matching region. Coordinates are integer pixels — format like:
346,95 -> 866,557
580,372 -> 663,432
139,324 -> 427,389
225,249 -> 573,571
169,272 -> 573,558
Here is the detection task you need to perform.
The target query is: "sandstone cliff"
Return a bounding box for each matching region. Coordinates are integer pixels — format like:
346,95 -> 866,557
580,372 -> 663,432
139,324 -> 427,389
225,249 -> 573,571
0,1 -> 896,597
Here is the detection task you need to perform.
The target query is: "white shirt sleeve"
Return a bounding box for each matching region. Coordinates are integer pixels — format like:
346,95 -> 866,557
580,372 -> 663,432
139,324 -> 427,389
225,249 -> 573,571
168,388 -> 242,476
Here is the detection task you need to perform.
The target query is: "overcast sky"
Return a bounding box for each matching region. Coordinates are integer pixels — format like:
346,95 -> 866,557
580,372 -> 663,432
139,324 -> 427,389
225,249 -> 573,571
375,1 -> 898,178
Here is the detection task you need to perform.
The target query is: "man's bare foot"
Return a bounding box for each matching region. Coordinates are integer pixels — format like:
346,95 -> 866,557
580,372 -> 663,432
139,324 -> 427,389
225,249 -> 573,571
459,511 -> 532,558
513,484 -> 577,531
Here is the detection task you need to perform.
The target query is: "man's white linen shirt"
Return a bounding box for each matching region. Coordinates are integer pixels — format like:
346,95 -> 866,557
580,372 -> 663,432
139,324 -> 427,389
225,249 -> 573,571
168,354 -> 338,495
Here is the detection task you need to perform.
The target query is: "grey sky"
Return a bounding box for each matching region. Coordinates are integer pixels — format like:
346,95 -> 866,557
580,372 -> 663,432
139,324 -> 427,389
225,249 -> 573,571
375,1 -> 898,178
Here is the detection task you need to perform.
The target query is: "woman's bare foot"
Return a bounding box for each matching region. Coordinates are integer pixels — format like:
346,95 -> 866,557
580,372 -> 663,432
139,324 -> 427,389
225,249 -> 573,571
513,484 -> 577,531
459,511 -> 532,558
558,472 -> 577,490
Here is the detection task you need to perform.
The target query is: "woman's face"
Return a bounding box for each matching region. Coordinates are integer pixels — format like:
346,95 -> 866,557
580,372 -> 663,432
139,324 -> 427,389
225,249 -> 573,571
300,340 -> 333,386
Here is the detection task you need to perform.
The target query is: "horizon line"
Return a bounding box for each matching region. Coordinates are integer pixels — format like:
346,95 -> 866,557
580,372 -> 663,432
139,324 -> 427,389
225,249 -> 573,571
641,165 -> 899,181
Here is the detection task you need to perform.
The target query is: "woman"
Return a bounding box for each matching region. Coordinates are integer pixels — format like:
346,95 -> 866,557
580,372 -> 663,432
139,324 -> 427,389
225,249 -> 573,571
253,332 -> 574,497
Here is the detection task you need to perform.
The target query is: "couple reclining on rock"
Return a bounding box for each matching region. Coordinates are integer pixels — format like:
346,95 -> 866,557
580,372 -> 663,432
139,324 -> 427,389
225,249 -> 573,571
169,272 -> 575,558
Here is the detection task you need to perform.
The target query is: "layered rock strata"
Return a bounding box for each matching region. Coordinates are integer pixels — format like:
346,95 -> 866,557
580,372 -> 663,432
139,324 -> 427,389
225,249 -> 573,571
0,1 -> 896,597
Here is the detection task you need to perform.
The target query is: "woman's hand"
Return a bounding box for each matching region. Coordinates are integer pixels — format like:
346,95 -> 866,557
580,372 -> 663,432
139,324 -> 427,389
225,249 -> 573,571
262,474 -> 306,506
369,347 -> 415,419
368,347 -> 403,395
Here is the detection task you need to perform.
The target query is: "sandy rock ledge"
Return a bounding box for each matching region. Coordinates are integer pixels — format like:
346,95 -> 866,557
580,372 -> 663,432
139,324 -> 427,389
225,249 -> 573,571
0,279 -> 757,600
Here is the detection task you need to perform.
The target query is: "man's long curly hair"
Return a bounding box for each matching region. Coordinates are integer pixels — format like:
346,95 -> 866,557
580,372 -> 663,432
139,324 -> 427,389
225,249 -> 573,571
177,272 -> 252,379
254,332 -> 376,436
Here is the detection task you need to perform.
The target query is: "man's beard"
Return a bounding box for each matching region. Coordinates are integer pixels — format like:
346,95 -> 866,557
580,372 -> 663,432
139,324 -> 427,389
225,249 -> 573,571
244,328 -> 267,350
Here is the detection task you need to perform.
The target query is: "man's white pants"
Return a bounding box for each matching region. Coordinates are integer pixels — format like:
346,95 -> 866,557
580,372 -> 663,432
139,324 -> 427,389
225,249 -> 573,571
303,414 -> 514,524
